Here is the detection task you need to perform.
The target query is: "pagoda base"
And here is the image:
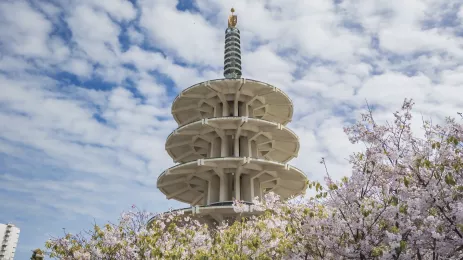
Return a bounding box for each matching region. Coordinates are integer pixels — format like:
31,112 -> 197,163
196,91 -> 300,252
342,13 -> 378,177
148,201 -> 263,228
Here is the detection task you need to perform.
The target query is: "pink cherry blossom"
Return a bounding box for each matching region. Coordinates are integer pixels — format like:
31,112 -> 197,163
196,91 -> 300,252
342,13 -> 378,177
44,99 -> 463,259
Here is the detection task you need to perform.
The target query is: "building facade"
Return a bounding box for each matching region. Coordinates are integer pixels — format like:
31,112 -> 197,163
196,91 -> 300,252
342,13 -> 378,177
0,223 -> 20,260
154,9 -> 308,226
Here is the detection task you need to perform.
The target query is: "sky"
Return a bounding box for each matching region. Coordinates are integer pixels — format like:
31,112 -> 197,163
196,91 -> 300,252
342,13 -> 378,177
0,0 -> 462,258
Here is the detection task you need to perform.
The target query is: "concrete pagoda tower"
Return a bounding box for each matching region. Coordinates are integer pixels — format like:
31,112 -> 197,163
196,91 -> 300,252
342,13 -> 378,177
156,9 -> 308,225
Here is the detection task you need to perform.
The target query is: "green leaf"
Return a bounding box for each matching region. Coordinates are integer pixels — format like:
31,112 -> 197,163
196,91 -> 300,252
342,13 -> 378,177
371,247 -> 383,257
399,204 -> 408,214
445,173 -> 456,186
362,210 -> 371,217
457,224 -> 463,233
399,240 -> 407,251
342,176 -> 348,183
403,177 -> 409,188
424,160 -> 432,168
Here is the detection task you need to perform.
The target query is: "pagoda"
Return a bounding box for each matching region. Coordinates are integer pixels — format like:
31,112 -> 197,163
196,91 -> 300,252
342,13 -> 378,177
155,8 -> 308,226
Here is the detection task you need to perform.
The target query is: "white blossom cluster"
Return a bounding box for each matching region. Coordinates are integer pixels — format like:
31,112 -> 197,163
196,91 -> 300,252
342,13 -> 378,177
45,100 -> 463,259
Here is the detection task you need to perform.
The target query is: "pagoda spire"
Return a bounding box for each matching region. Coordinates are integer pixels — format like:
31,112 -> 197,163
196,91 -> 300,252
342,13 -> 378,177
224,8 -> 242,79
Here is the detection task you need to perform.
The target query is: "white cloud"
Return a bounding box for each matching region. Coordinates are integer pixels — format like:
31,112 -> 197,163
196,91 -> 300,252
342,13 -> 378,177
0,0 -> 462,258
243,45 -> 295,85
84,0 -> 137,22
379,27 -> 463,56
37,1 -> 61,18
63,59 -> 94,78
122,46 -> 217,89
139,0 -> 223,66
122,46 -> 167,70
127,27 -> 144,45
66,4 -> 122,65
0,56 -> 34,72
0,1 -> 53,57
357,72 -> 432,107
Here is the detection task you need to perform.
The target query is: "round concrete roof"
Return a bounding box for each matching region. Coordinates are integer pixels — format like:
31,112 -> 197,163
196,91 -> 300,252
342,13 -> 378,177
166,116 -> 300,164
157,157 -> 308,206
172,78 -> 293,126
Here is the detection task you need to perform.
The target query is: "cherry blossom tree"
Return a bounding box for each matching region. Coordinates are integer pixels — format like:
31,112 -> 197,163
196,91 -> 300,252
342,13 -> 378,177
44,99 -> 462,259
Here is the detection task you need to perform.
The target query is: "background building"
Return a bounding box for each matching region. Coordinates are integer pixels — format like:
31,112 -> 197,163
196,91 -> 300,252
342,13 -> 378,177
0,223 -> 20,260
153,9 -> 308,226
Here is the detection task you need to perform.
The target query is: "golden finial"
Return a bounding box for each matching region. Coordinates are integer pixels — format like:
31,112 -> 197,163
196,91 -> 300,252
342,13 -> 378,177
228,8 -> 237,28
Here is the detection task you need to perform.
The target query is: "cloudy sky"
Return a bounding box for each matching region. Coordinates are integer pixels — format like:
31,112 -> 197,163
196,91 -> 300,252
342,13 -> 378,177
0,0 -> 462,258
